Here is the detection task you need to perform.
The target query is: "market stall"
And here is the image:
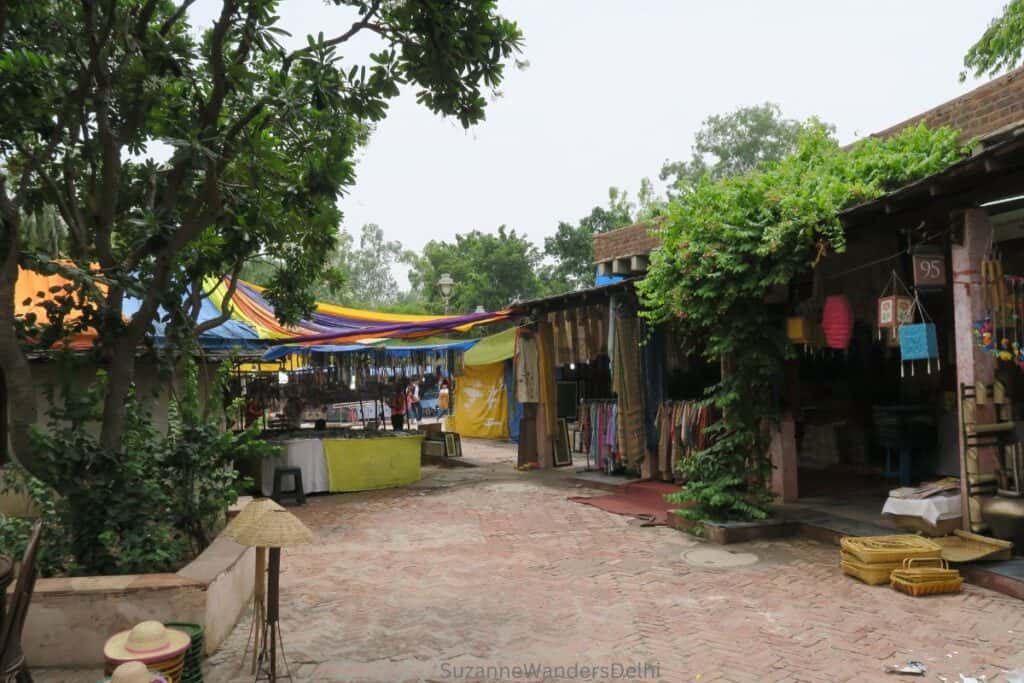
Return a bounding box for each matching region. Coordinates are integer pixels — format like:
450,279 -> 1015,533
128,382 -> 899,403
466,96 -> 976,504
259,432 -> 424,495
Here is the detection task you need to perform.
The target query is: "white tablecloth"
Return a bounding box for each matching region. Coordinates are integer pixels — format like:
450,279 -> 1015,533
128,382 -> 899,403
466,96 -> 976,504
260,438 -> 329,496
882,493 -> 962,525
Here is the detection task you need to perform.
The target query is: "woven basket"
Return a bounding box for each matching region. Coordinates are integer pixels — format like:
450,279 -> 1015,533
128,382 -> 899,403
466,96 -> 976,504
890,558 -> 963,597
839,552 -> 901,585
840,534 -> 942,564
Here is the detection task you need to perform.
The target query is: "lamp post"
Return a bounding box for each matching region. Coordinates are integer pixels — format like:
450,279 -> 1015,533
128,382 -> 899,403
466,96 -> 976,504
437,272 -> 454,314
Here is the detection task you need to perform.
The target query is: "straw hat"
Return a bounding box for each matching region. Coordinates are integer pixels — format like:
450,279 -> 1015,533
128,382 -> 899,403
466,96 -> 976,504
104,661 -> 167,683
224,506 -> 313,548
222,497 -> 285,544
104,621 -> 191,664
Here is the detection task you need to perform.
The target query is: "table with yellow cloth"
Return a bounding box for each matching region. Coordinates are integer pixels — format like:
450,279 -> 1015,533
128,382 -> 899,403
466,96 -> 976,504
322,435 -> 423,492
262,435 -> 423,494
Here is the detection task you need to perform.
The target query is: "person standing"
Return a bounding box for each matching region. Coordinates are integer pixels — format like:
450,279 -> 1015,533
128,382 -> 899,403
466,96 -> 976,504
389,385 -> 407,431
408,378 -> 422,426
437,379 -> 451,418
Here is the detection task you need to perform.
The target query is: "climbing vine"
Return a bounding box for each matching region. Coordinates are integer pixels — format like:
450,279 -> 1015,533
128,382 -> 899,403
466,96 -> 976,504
638,122 -> 967,522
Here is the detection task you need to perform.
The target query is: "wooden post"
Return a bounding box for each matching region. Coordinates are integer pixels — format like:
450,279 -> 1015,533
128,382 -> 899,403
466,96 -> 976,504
251,546 -> 267,674
268,547 -> 281,682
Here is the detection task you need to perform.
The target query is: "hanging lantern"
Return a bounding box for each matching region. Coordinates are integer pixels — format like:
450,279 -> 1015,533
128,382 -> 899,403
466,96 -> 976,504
899,322 -> 939,374
786,317 -> 812,344
822,295 -> 854,350
877,295 -> 914,335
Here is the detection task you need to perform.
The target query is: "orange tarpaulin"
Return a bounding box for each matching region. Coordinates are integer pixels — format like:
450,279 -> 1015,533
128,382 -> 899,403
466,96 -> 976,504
14,267 -> 105,350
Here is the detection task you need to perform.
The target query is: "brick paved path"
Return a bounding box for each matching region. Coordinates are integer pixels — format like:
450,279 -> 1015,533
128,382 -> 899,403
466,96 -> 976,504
38,439 -> 1024,682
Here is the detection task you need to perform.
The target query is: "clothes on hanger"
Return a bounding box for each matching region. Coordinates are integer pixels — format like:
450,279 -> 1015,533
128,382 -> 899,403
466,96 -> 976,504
655,400 -> 719,481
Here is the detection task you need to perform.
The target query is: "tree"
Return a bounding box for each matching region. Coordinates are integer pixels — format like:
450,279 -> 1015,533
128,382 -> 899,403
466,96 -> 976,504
341,223 -> 414,308
659,103 -> 809,196
408,226 -> 541,312
0,0 -> 523,471
542,188 -> 634,292
962,0 -> 1024,81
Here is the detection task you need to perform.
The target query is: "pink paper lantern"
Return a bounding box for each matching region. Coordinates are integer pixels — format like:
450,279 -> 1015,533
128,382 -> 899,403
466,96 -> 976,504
822,295 -> 854,350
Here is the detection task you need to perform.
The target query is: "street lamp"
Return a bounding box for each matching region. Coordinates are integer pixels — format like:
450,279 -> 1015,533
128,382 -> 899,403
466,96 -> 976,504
437,273 -> 454,313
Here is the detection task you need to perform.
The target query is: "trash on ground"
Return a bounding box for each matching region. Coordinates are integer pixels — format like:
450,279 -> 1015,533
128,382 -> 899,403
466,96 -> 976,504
885,661 -> 927,675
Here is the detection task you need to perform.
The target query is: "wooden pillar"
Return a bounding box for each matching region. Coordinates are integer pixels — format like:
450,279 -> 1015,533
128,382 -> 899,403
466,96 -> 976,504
770,411 -> 799,502
952,208 -> 995,530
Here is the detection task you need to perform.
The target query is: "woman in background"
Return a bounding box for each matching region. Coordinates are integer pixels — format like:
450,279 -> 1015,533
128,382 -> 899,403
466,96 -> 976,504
437,379 -> 451,418
389,384 -> 407,431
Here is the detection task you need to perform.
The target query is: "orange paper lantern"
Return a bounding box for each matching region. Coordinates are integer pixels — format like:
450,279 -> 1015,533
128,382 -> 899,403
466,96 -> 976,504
822,295 -> 854,349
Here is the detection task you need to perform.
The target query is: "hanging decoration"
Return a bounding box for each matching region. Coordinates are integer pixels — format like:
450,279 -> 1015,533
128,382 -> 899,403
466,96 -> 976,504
898,292 -> 940,377
822,294 -> 854,350
876,270 -> 914,342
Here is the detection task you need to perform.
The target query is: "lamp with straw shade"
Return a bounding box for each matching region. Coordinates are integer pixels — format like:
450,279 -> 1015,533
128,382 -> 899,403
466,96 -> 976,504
222,499 -> 312,682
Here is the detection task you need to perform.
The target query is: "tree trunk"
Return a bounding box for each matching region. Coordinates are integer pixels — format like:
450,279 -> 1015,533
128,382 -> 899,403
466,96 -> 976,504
98,335 -> 138,454
0,210 -> 41,475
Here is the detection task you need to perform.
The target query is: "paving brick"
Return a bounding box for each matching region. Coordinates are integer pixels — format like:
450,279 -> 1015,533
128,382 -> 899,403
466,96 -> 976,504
34,439 -> 1024,682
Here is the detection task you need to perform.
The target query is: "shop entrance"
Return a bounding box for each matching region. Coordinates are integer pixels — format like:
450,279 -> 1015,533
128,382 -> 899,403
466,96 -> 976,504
787,226 -> 960,530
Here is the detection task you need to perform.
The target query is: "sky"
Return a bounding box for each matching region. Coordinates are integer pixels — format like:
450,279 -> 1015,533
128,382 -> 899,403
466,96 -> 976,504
190,0 -> 1009,285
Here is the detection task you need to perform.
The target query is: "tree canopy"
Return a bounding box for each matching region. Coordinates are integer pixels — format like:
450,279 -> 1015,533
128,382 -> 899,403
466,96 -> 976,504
660,103 -> 810,197
0,0 -> 523,469
541,187 -> 635,292
408,225 -> 541,312
963,0 -> 1024,81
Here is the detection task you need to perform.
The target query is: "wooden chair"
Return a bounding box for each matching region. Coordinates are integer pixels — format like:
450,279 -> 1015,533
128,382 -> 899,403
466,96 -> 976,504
0,521 -> 43,683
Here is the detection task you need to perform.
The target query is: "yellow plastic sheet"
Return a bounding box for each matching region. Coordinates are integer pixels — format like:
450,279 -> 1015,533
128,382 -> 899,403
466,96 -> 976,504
323,436 -> 423,492
451,362 -> 509,439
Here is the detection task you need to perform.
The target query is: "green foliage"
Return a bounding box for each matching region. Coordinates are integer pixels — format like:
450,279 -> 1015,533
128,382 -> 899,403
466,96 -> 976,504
408,225 -> 542,312
0,464 -> 76,577
962,0 -> 1024,81
660,103 -> 811,197
21,354 -> 277,576
640,123 -> 966,522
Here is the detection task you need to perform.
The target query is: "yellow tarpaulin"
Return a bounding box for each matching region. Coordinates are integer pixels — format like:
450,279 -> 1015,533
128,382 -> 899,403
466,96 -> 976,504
451,362 -> 509,439
323,436 -> 423,492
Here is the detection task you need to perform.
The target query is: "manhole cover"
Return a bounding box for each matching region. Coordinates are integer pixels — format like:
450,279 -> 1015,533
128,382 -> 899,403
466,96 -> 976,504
681,547 -> 760,569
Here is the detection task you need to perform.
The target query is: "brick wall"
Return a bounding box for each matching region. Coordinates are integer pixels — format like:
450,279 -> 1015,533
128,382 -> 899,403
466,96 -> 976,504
593,223 -> 661,262
872,65 -> 1024,144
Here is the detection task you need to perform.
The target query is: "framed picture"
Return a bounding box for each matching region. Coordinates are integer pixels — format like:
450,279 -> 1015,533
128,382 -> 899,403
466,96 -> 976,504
444,432 -> 462,458
553,418 -> 572,467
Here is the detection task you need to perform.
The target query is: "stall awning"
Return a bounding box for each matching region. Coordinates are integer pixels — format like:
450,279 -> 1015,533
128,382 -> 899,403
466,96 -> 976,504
463,327 -> 516,366
209,278 -> 514,345
261,337 -> 479,361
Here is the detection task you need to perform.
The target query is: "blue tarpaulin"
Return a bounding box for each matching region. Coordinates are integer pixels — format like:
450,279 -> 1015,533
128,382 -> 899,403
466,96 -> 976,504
261,338 -> 479,361
121,294 -> 263,351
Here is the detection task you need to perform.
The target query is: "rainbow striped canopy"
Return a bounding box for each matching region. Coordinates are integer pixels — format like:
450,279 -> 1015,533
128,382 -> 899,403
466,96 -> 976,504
208,278 -> 512,346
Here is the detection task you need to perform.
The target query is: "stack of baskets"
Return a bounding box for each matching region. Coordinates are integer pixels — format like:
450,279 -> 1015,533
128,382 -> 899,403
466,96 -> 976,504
839,536 -> 958,593
890,558 -> 963,596
165,623 -> 204,683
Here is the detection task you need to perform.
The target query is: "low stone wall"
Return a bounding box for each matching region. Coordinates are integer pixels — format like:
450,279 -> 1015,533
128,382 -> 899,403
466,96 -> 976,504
19,534 -> 254,668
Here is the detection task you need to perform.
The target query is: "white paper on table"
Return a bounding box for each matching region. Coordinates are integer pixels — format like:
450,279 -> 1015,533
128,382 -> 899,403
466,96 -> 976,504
260,438 -> 329,496
882,493 -> 962,525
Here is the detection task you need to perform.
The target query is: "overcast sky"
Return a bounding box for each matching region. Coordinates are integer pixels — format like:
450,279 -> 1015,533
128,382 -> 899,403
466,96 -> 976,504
191,0 -> 1007,282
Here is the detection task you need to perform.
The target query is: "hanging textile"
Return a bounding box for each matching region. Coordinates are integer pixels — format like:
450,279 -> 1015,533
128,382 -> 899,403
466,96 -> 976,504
612,297 -> 646,467
538,317 -> 559,436
451,362 -> 509,439
654,400 -> 719,481
505,360 -> 522,443
514,329 -> 540,403
579,400 -> 619,472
